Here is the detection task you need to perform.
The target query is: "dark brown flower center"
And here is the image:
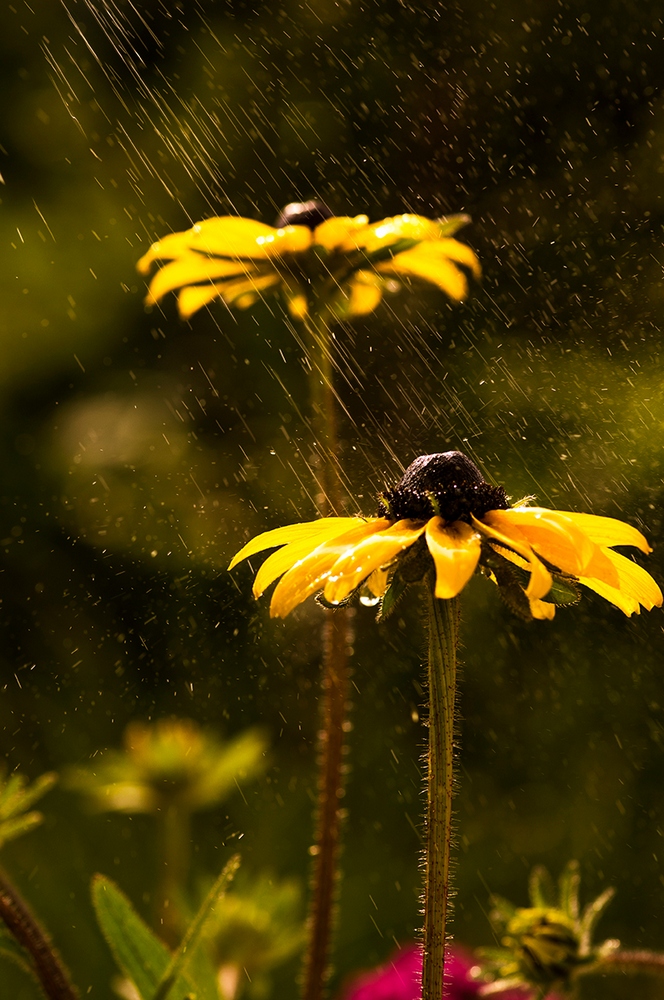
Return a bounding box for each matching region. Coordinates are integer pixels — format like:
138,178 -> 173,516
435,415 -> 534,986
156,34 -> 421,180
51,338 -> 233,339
275,200 -> 334,230
377,451 -> 510,522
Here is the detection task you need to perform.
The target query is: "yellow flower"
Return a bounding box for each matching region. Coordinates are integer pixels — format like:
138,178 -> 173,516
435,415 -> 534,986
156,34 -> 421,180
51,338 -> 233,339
137,200 -> 480,321
229,452 -> 662,621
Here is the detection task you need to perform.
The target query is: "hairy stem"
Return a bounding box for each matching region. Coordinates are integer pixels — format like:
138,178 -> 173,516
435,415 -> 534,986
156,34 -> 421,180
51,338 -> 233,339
300,313 -> 352,1000
0,867 -> 79,1000
422,582 -> 459,1000
587,949 -> 664,977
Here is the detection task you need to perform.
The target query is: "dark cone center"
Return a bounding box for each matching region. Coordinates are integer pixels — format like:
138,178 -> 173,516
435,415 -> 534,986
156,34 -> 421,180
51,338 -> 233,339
378,451 -> 510,522
275,200 -> 334,231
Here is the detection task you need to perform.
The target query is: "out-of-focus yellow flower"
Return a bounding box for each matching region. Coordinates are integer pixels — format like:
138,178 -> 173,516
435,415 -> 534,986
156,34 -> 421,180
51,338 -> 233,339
137,200 -> 480,321
66,718 -> 266,814
229,451 -> 662,621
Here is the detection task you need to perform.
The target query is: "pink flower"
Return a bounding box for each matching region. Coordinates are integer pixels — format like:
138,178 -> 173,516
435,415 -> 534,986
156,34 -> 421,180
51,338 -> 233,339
340,945 -> 553,1000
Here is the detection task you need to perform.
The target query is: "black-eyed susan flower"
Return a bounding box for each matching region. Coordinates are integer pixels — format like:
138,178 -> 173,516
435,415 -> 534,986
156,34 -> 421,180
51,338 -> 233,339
137,199 -> 480,321
229,451 -> 662,622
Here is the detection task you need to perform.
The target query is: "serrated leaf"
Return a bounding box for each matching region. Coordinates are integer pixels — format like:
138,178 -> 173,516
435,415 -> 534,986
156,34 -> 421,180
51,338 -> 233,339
549,577 -> 581,606
579,887 -> 615,955
436,213 -> 472,237
488,894 -> 517,931
558,861 -> 581,920
529,865 -> 556,909
153,855 -> 240,1000
92,875 -> 195,1000
376,575 -> 408,622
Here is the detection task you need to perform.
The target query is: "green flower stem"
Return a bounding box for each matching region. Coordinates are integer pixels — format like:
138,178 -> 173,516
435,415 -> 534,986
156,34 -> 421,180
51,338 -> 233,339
0,866 -> 79,1000
299,312 -> 351,1000
157,802 -> 191,946
422,579 -> 460,1000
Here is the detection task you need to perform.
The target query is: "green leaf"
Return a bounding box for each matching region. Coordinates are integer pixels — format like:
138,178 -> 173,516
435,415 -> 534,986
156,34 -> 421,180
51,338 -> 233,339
376,575 -> 408,622
488,894 -> 517,932
153,854 -> 240,1000
579,887 -> 615,955
92,875 -> 195,1000
529,865 -> 556,909
558,860 -> 581,920
0,771 -> 56,848
436,213 -> 472,237
549,577 -> 581,606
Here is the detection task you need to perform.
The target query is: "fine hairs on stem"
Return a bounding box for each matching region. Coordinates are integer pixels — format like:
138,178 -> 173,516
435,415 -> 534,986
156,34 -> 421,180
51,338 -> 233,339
422,585 -> 459,1000
300,312 -> 352,1000
0,867 -> 79,1000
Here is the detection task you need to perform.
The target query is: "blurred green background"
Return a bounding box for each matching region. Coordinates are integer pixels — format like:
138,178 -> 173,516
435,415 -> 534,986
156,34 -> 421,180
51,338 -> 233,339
2,0 -> 664,997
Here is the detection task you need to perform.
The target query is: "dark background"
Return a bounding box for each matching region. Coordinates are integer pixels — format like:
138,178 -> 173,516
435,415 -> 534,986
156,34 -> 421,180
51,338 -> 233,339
1,1 -> 664,997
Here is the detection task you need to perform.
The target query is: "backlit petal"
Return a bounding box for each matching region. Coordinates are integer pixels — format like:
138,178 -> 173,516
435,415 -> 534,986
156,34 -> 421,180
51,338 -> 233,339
425,518 -> 481,599
257,225 -> 312,256
217,273 -> 280,306
580,548 -> 662,614
137,230 -> 197,272
366,567 -> 389,597
146,255 -> 249,304
378,250 -> 469,300
530,598 -> 556,620
313,215 -> 370,251
228,517 -> 364,570
270,519 -> 393,618
323,519 -> 425,606
178,283 -> 224,319
347,278 -> 383,316
252,519 -> 372,598
473,515 -> 553,600
346,214 -> 443,253
485,508 -> 596,576
189,217 -> 280,258
550,511 -> 652,554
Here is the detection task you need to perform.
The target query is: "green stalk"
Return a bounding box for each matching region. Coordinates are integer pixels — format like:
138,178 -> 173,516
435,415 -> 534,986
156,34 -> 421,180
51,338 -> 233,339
156,801 -> 190,947
299,312 -> 351,1000
422,580 -> 460,1000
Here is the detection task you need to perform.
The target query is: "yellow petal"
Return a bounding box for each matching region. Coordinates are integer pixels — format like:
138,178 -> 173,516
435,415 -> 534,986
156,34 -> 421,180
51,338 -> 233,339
137,230 -> 197,272
228,517 -> 363,570
286,293 -> 309,319
270,519 -> 393,618
529,598 -> 556,620
257,225 -> 312,256
425,517 -> 481,599
177,283 -> 224,319
252,519 -> 370,598
217,272 -> 280,306
146,255 -> 249,304
322,519 -> 425,606
378,249 -> 469,300
347,278 -> 383,316
430,238 -> 481,277
473,515 -> 553,601
579,548 -> 663,615
189,217 -> 281,258
345,214 -> 442,253
366,567 -> 389,597
549,510 -> 652,554
313,215 -> 370,251
485,508 -> 597,577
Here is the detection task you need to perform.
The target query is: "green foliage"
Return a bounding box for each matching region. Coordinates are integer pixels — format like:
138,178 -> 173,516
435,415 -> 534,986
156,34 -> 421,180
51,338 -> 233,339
202,872 -> 305,1000
67,719 -> 266,815
477,862 -> 619,996
0,771 -> 56,850
92,856 -> 240,1000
